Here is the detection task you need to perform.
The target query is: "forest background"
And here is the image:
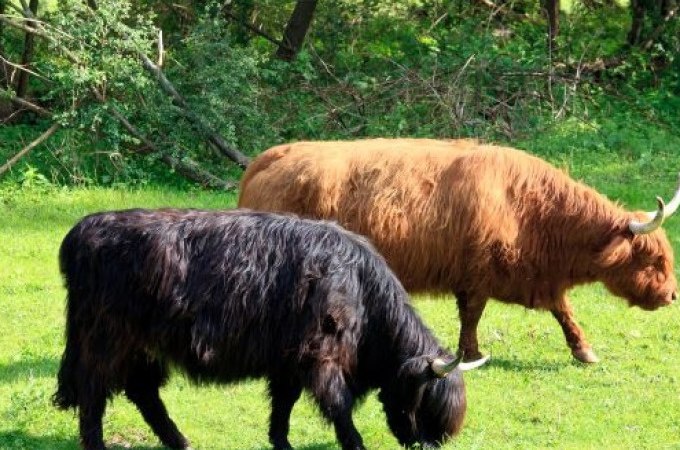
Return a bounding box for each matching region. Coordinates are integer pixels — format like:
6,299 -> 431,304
0,0 -> 678,188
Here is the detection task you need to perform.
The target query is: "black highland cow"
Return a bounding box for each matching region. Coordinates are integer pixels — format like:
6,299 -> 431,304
54,209 -> 470,450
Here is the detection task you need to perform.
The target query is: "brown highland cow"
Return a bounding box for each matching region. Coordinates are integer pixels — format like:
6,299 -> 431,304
238,139 -> 679,364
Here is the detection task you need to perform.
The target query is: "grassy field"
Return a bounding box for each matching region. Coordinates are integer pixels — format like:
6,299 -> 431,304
1,162 -> 679,449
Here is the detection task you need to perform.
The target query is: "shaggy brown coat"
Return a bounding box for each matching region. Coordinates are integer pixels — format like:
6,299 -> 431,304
239,138 -> 677,363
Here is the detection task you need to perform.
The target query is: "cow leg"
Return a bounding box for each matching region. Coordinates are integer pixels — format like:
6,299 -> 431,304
268,378 -> 303,450
78,380 -> 107,450
551,298 -> 599,363
455,291 -> 487,363
309,364 -> 365,450
124,358 -> 190,449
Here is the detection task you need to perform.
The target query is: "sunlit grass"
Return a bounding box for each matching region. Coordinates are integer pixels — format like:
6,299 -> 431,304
0,176 -> 678,449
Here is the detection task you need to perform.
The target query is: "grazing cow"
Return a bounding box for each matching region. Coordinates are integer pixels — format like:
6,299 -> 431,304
54,209 -> 474,450
239,138 -> 679,364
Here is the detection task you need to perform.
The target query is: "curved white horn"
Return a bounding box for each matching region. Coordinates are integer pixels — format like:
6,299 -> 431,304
458,354 -> 491,371
663,172 -> 680,219
629,196 -> 665,235
430,352 -> 464,378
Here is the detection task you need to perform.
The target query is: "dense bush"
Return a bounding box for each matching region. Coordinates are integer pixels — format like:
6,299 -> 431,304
0,0 -> 678,187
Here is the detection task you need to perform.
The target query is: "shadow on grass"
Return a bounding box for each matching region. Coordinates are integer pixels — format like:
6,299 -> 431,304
0,430 -> 340,450
0,356 -> 59,383
0,430 -> 169,450
485,357 -> 569,372
251,444 -> 337,450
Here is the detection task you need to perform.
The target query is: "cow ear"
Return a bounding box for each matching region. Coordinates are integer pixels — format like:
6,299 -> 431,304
596,234 -> 633,269
398,357 -> 431,382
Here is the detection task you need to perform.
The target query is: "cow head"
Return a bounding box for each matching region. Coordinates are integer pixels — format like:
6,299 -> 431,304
378,354 -> 467,448
597,179 -> 679,310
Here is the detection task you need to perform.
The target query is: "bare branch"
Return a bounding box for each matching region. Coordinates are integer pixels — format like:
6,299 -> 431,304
157,29 -> 164,67
139,51 -> 251,169
222,8 -> 290,51
476,0 -> 542,24
640,5 -> 678,51
0,122 -> 60,176
0,54 -> 47,81
6,2 -> 25,16
6,93 -> 51,116
89,88 -> 236,190
0,15 -> 49,39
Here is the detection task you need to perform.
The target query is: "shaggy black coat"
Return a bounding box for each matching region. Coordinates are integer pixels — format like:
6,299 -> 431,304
53,209 -> 466,450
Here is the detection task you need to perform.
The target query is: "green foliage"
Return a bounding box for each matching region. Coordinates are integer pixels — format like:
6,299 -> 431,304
2,1 -> 277,186
1,0 -> 679,187
141,13 -> 276,161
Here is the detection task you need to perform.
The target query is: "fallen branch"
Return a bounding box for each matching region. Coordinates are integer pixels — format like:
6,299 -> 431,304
0,90 -> 52,116
221,7 -> 291,51
139,51 -> 251,169
0,122 -> 60,176
0,14 -> 44,36
89,88 -> 236,190
0,54 -> 48,82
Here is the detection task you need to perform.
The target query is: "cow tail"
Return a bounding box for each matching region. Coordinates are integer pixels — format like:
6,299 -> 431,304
53,321 -> 80,409
53,227 -> 83,410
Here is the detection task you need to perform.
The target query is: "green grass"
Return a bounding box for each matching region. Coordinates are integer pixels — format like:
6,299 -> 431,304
0,175 -> 679,450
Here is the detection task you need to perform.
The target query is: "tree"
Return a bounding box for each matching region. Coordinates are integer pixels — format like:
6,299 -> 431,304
544,0 -> 559,56
15,0 -> 39,100
0,0 -> 8,88
275,0 -> 318,61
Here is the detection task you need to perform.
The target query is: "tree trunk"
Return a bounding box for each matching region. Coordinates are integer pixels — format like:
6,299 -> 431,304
544,0 -> 560,55
275,0 -> 318,61
15,0 -> 39,100
0,0 -> 9,88
628,0 -> 645,45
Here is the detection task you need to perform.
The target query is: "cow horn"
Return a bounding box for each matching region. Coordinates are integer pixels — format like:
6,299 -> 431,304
629,197 -> 665,235
458,354 -> 491,371
663,172 -> 680,219
430,352 -> 464,378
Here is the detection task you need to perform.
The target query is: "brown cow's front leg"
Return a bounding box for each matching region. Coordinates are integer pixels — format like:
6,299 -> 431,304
551,298 -> 599,363
455,292 -> 488,364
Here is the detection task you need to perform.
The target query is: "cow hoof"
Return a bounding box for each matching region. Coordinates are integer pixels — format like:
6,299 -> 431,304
572,348 -> 599,363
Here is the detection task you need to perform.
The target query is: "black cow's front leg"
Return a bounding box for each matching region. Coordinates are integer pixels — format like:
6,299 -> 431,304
124,358 -> 190,449
78,381 -> 107,450
455,291 -> 488,363
309,364 -> 365,450
268,378 -> 303,450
